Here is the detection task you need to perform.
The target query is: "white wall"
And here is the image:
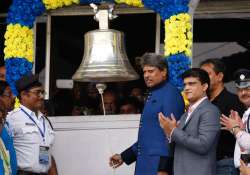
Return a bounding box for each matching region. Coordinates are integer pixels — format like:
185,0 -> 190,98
50,115 -> 140,175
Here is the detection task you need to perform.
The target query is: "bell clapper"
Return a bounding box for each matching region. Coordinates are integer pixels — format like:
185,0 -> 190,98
96,82 -> 116,175
96,83 -> 107,116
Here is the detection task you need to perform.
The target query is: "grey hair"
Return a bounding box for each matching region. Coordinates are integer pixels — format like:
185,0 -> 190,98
139,53 -> 168,71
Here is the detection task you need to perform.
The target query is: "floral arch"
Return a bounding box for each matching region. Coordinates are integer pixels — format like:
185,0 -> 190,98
4,0 -> 192,96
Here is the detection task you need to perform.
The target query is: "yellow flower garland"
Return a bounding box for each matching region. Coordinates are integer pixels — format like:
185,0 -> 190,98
4,24 -> 33,62
42,0 -> 80,10
181,91 -> 189,110
164,13 -> 192,57
14,97 -> 20,109
115,0 -> 143,7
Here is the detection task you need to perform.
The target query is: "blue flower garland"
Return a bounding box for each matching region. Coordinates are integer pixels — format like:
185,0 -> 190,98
5,58 -> 33,95
7,0 -> 45,28
167,54 -> 191,90
143,0 -> 189,20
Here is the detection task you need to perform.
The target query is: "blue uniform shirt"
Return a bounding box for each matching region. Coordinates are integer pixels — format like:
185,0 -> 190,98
0,159 -> 3,175
0,125 -> 17,175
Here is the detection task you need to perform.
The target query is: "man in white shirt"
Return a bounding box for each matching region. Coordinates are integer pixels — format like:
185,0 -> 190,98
221,69 -> 250,172
6,74 -> 56,175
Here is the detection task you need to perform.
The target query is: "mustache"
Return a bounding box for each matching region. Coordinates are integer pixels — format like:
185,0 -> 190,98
241,95 -> 250,98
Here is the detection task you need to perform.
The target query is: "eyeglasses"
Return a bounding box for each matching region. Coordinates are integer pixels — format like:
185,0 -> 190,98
28,90 -> 46,97
237,87 -> 250,92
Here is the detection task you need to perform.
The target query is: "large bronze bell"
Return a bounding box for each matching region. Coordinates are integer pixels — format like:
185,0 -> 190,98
72,29 -> 139,82
72,4 -> 139,82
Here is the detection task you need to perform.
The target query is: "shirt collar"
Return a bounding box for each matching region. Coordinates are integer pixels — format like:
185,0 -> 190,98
212,88 -> 226,103
150,80 -> 167,91
20,105 -> 43,120
244,107 -> 250,118
188,96 -> 207,114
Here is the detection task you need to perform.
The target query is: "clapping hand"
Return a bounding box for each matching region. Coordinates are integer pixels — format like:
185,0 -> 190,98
158,112 -> 177,137
230,110 -> 244,129
240,159 -> 250,175
220,110 -> 243,131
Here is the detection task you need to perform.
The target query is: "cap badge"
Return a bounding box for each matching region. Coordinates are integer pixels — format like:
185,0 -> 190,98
240,74 -> 245,80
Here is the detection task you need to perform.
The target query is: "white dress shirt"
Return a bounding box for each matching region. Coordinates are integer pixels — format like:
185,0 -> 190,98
234,107 -> 250,168
185,96 -> 207,123
6,105 -> 55,173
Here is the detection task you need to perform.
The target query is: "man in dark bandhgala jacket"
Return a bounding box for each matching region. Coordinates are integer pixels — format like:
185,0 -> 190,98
109,53 -> 185,175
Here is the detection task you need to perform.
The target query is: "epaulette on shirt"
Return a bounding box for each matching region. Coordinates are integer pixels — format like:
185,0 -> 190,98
7,108 -> 21,117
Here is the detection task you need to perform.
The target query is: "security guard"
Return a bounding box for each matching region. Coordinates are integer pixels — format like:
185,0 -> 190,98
109,53 -> 185,175
6,74 -> 55,175
220,69 -> 250,169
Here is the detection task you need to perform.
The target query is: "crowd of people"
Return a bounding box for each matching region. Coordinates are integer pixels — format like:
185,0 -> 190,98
52,81 -> 145,116
0,52 -> 250,175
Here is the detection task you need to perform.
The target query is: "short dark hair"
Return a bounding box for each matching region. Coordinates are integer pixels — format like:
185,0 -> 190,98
182,68 -> 210,95
200,58 -> 226,81
140,53 -> 168,72
0,81 -> 9,96
15,73 -> 42,94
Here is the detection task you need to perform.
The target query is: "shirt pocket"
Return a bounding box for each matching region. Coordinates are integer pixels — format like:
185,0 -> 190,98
21,126 -> 41,144
47,129 -> 55,146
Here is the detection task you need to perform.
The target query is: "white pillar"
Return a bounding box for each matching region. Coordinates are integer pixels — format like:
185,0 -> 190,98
189,0 -> 200,67
45,14 -> 51,100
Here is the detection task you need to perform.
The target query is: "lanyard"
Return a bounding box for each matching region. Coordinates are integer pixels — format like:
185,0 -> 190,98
0,138 -> 11,175
246,113 -> 250,133
21,108 -> 46,142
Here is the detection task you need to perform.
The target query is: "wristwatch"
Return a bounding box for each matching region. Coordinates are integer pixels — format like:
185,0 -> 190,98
231,125 -> 240,134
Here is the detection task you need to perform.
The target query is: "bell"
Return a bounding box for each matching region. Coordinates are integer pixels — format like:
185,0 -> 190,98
72,29 -> 139,82
72,4 -> 139,82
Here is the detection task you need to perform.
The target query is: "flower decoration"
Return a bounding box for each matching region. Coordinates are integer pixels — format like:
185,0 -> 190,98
181,91 -> 189,108
164,13 -> 192,57
142,0 -> 189,20
141,1 -> 192,90
164,12 -> 192,90
167,54 -> 191,90
4,0 -> 192,97
115,0 -> 143,7
4,24 -> 34,63
7,0 -> 45,28
5,58 -> 33,96
42,0 -> 80,10
14,98 -> 20,108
